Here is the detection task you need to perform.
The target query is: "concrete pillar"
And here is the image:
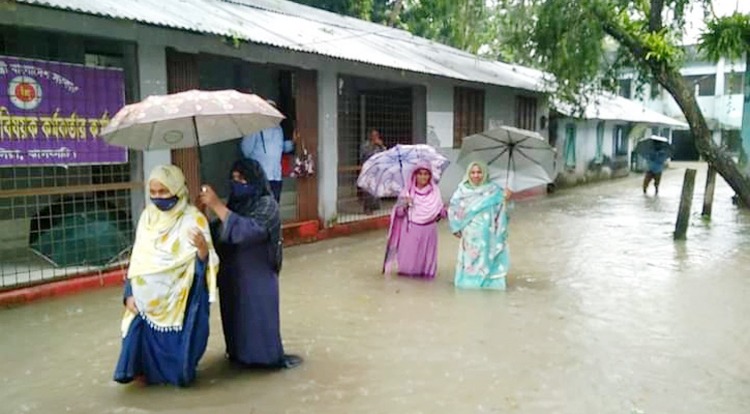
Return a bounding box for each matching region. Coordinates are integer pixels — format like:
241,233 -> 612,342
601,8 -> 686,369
715,57 -> 726,97
712,130 -> 722,146
484,86 -> 514,131
136,43 -> 171,211
317,70 -> 338,226
426,82 -> 454,149
741,53 -> 750,172
412,86 -> 427,144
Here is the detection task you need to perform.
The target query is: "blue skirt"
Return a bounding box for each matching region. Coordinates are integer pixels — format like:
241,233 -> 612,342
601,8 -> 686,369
113,261 -> 209,386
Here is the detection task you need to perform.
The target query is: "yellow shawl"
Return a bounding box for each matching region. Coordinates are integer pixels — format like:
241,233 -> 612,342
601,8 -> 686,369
121,165 -> 219,337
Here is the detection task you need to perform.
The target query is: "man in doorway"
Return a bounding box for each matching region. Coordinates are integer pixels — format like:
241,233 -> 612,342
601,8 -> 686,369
359,128 -> 387,214
240,99 -> 294,203
643,146 -> 670,195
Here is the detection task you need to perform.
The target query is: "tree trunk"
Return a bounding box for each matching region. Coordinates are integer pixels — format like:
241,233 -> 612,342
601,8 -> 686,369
595,5 -> 750,208
388,0 -> 403,27
655,68 -> 750,208
674,168 -> 697,240
702,166 -> 717,217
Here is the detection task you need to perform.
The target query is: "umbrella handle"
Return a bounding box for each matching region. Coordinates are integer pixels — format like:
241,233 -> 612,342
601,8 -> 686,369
192,116 -> 208,214
505,143 -> 513,191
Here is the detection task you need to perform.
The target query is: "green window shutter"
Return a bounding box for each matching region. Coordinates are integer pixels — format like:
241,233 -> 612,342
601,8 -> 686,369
564,124 -> 577,168
595,121 -> 604,163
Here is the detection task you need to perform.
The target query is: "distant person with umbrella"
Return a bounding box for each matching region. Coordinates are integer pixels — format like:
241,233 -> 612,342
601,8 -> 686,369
199,159 -> 302,369
448,161 -> 511,290
114,165 -> 220,386
360,128 -> 387,214
643,148 -> 669,195
639,136 -> 671,195
240,99 -> 295,203
383,163 -> 446,279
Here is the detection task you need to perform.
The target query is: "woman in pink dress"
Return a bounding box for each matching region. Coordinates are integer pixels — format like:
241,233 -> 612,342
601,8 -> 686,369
383,164 -> 446,279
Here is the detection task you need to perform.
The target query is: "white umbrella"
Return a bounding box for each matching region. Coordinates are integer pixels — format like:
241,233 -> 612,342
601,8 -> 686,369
101,89 -> 284,150
457,126 -> 556,192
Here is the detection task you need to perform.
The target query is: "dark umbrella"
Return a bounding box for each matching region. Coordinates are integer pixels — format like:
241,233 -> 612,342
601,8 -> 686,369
634,135 -> 672,157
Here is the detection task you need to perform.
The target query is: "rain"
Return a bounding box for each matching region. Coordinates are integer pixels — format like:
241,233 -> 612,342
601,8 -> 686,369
1,163 -> 749,414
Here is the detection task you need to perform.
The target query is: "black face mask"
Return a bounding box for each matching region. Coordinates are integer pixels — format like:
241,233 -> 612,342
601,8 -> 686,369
151,196 -> 179,211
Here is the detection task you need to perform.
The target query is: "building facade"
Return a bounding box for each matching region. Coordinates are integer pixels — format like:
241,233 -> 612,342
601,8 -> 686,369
551,94 -> 686,186
619,49 -> 746,161
0,0 -> 549,288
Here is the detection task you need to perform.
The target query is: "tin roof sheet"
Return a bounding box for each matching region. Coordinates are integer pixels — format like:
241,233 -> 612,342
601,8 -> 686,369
19,0 -> 549,92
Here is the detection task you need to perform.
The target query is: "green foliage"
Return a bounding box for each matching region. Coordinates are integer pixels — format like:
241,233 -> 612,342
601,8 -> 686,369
640,29 -> 684,66
222,30 -> 244,49
699,12 -> 750,62
399,0 -> 499,55
289,0 -> 389,22
496,0 -> 745,110
289,0 -> 500,55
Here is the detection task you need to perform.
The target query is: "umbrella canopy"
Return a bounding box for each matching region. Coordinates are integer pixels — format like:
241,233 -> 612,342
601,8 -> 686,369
634,135 -> 672,157
357,144 -> 450,198
101,89 -> 284,150
29,198 -> 131,267
457,126 -> 556,192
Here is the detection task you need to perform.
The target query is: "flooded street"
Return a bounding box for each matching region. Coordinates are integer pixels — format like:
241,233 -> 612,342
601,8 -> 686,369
1,162 -> 749,414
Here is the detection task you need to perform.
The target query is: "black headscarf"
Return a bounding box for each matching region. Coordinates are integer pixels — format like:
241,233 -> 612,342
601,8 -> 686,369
227,159 -> 283,272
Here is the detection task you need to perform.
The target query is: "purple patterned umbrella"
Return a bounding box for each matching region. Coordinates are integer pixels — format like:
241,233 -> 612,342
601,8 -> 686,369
357,144 -> 450,198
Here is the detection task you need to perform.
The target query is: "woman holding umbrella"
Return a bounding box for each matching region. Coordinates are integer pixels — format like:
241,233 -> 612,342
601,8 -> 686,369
383,163 -> 446,279
448,161 -> 511,290
114,165 -> 220,386
199,159 -> 302,369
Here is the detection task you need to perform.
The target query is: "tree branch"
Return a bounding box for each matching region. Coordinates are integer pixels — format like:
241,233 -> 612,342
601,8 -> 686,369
388,0 -> 404,27
592,6 -> 716,159
649,0 -> 664,32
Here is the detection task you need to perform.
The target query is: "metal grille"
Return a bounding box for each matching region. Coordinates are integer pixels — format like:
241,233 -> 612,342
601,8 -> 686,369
0,28 -> 136,289
0,166 -> 136,288
453,87 -> 485,148
516,96 -> 538,131
336,76 -> 414,224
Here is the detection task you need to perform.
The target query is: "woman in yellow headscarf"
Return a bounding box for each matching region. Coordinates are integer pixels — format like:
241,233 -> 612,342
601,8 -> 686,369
114,165 -> 219,387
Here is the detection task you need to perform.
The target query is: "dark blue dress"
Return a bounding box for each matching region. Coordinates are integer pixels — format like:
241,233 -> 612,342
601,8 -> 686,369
216,212 -> 285,366
113,258 -> 209,386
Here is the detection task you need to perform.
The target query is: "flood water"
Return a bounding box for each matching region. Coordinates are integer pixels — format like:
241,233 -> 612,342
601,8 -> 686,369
1,162 -> 749,414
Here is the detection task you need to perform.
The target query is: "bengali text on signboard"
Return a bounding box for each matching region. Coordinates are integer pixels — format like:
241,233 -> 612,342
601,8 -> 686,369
0,55 -> 127,166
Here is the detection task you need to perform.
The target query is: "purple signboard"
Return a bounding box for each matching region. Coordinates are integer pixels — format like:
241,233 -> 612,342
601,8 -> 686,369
0,55 -> 127,166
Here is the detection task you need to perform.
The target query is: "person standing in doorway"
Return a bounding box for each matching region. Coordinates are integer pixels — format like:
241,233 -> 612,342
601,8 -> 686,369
643,146 -> 670,195
360,128 -> 387,214
240,99 -> 294,203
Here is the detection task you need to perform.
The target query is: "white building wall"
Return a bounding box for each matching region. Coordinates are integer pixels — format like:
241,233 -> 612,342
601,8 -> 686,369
639,57 -> 746,130
136,42 -> 170,216
426,80 -> 455,149
554,118 -> 663,186
485,86 -> 516,130
317,69 -> 338,226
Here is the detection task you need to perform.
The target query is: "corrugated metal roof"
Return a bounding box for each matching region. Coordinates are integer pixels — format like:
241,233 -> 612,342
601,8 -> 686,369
18,0 -> 549,92
556,94 -> 688,128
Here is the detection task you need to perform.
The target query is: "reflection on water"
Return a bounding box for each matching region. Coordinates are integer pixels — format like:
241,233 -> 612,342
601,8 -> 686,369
1,163 -> 749,414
